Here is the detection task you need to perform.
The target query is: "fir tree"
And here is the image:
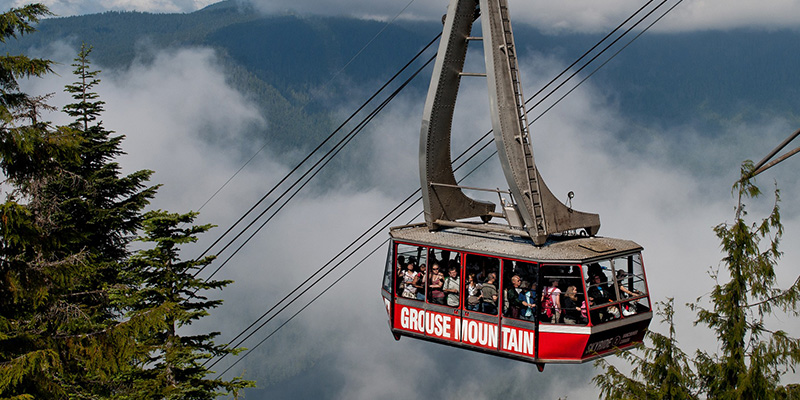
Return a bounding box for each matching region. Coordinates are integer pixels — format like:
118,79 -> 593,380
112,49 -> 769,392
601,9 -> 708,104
122,210 -> 254,399
59,43 -> 158,266
1,9 -> 253,398
594,299 -> 699,399
38,42 -> 159,398
0,5 -> 84,398
0,4 -> 52,123
0,18 -> 157,397
594,161 -> 800,398
692,161 -> 800,398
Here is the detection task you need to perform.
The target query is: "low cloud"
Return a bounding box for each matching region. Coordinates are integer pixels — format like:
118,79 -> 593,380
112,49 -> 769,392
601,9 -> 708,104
13,0 -> 800,33
16,29 -> 800,399
242,0 -> 800,33
8,0 -> 216,16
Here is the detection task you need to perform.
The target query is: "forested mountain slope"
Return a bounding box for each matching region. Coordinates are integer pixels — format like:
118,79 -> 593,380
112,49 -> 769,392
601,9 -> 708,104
7,0 -> 800,152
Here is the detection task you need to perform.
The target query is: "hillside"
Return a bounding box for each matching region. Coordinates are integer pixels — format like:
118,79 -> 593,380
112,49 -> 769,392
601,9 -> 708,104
4,0 -> 800,169
6,0 -> 800,157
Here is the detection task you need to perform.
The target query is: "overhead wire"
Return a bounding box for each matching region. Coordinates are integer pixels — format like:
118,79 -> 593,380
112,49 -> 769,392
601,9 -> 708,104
201,54 -> 437,283
202,54 -> 441,368
206,110 -> 501,370
209,115 -> 498,372
192,33 -> 441,277
192,0 -> 420,217
525,0 -> 658,106
529,0 -> 684,125
208,0 -> 684,374
525,0 -> 669,112
217,150 -> 499,377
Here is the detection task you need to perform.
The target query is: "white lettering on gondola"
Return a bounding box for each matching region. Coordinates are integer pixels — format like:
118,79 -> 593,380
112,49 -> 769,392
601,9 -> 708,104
501,326 -> 534,356
457,319 -> 498,347
399,306 -> 452,339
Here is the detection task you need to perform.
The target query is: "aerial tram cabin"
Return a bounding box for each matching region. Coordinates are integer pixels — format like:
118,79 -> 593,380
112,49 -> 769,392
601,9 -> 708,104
380,0 -> 652,368
381,226 -> 651,367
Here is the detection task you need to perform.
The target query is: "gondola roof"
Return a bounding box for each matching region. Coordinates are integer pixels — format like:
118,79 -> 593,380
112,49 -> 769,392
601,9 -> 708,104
390,223 -> 643,264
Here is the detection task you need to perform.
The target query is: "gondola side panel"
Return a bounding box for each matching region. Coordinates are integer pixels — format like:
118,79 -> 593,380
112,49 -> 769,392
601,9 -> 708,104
393,302 -> 461,344
499,322 -> 537,359
536,326 -> 591,361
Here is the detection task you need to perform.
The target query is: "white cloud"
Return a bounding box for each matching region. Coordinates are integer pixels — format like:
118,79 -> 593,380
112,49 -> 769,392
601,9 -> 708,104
15,25 -> 800,399
243,0 -> 800,33
8,0 -> 800,33
6,0 -> 216,16
510,0 -> 800,33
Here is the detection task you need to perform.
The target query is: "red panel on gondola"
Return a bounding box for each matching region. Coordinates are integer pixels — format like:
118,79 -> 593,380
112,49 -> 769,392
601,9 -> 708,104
582,319 -> 650,358
385,230 -> 653,368
537,329 -> 590,360
459,318 -> 499,350
499,325 -> 536,358
394,303 -> 460,343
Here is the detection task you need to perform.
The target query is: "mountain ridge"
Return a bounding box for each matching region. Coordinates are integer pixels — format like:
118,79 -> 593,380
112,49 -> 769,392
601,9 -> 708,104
6,1 -> 800,151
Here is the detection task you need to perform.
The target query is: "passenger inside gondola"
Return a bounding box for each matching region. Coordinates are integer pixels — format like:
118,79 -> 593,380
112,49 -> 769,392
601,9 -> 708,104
519,281 -> 536,321
396,255 -> 406,294
562,286 -> 586,324
413,264 -> 426,301
588,273 -> 617,322
443,265 -> 460,307
543,279 -> 562,323
465,273 -> 482,311
401,261 -> 418,299
503,275 -> 524,318
428,263 -> 445,304
480,272 -> 498,315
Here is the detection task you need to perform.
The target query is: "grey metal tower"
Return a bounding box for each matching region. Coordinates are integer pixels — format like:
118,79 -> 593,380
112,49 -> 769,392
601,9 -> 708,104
419,0 -> 601,245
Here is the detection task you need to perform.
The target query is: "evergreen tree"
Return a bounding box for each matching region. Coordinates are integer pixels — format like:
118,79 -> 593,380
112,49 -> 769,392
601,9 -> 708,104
594,161 -> 800,398
35,42 -> 159,398
0,4 -> 52,122
692,161 -> 800,398
594,299 -> 699,399
0,5 -> 85,398
0,15 -> 157,397
59,42 -> 158,267
121,210 -> 254,399
1,8 -> 254,398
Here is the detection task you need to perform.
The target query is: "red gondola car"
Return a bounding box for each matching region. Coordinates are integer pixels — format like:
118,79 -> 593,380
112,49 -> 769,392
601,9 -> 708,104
381,226 -> 651,367
381,0 -> 653,368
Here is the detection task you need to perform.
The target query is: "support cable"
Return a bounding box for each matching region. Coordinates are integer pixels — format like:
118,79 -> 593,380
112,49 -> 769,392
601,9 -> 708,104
525,0 -> 658,105
205,0 -> 685,372
192,35 -> 440,276
216,145 -> 500,377
525,0 -> 670,113
194,0 -> 421,215
200,54 -> 436,283
529,0 -> 684,125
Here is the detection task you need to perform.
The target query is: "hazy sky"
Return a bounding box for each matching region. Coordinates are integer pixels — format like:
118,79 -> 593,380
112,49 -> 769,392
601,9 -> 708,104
24,41 -> 800,397
7,0 -> 800,33
12,0 -> 800,397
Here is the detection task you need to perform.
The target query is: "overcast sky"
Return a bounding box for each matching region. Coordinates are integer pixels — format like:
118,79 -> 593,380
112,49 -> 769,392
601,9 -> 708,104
6,0 -> 800,33
22,39 -> 800,397
12,0 -> 800,397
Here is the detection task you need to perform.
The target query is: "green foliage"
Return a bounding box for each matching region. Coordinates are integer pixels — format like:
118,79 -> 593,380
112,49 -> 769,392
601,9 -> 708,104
594,162 -> 800,398
0,4 -> 53,122
1,4 -> 255,398
594,299 -> 699,399
691,161 -> 800,399
121,210 -> 254,399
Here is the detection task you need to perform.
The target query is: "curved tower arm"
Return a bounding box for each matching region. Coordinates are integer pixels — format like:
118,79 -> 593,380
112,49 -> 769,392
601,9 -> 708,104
420,0 -> 600,245
419,0 -> 495,229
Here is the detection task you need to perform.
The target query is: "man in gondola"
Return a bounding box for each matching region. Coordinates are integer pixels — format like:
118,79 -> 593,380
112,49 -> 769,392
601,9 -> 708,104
588,274 -> 615,322
504,275 -> 524,318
